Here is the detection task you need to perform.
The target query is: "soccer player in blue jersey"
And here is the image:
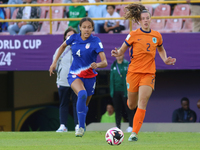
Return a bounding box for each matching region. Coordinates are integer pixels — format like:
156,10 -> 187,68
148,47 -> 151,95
49,17 -> 108,137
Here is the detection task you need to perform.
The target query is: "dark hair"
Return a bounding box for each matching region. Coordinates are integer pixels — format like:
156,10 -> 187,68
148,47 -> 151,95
79,17 -> 94,28
124,4 -> 150,24
106,5 -> 115,10
107,102 -> 114,106
63,27 -> 77,41
181,97 -> 189,104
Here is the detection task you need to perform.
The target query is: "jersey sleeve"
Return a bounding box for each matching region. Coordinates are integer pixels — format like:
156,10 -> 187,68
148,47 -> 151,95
66,33 -> 76,45
125,31 -> 134,47
95,37 -> 104,53
157,32 -> 163,47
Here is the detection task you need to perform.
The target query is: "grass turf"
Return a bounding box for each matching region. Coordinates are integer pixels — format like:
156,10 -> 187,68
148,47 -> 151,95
0,131 -> 200,150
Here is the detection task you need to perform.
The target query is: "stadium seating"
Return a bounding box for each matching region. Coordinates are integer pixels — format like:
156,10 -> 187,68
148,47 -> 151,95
53,20 -> 68,34
46,6 -> 64,20
118,5 -> 128,18
159,18 -> 183,33
141,0 -> 160,10
153,4 -> 171,16
115,5 -> 122,14
1,1 -> 193,34
121,22 -> 140,34
40,7 -> 49,24
53,0 -> 62,3
37,0 -> 53,12
173,4 -> 190,16
116,5 -> 130,33
172,4 -> 190,21
150,19 -> 165,31
144,5 -> 153,15
175,18 -> 192,33
32,21 -> 58,35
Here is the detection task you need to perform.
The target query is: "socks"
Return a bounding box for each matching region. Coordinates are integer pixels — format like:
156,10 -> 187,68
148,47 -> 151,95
132,107 -> 146,134
77,90 -> 87,129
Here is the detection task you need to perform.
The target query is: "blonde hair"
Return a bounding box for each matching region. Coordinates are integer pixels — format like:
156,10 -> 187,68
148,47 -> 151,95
124,4 -> 150,24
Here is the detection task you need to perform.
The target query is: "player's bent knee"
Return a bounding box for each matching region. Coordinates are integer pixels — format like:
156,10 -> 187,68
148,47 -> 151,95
78,90 -> 87,102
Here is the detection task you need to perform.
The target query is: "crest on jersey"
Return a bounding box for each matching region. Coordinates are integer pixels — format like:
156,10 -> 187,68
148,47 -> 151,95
72,75 -> 77,78
85,43 -> 90,49
152,37 -> 157,43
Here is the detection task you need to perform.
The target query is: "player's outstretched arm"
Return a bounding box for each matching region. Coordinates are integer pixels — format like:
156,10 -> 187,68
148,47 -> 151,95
157,45 -> 176,65
91,52 -> 108,69
111,42 -> 129,57
49,41 -> 68,76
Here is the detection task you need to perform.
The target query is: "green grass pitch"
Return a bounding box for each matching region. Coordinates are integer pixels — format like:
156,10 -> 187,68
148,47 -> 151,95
0,131 -> 200,150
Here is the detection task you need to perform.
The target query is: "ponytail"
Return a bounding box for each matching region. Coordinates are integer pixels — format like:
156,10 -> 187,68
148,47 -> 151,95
124,4 -> 149,24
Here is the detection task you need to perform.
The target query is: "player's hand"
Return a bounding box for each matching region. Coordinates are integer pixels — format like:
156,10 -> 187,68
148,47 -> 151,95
49,63 -> 56,76
111,47 -> 119,57
91,62 -> 97,69
164,56 -> 176,65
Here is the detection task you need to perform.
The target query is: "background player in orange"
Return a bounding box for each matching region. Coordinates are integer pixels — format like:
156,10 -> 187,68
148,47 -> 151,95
111,4 -> 176,141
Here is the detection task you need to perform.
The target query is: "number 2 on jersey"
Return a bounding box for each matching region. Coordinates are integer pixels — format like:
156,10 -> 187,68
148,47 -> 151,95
76,49 -> 81,57
147,43 -> 150,51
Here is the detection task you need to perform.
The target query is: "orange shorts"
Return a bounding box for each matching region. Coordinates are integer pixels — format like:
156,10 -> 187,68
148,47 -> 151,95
126,72 -> 155,92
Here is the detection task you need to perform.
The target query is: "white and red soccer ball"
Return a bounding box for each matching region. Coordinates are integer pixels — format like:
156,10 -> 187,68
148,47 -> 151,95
105,127 -> 124,146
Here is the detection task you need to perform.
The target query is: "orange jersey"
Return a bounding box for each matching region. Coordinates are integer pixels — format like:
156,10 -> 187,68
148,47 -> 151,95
125,28 -> 163,74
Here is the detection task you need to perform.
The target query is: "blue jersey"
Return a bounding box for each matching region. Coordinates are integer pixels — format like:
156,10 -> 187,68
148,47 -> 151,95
66,33 -> 104,78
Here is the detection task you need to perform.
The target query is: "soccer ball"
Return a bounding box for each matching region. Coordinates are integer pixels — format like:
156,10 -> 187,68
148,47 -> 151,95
105,127 -> 124,146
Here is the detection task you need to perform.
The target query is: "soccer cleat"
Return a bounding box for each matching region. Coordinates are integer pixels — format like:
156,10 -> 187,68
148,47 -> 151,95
56,126 -> 68,132
128,132 -> 138,141
75,124 -> 79,132
75,124 -> 86,132
75,127 -> 84,137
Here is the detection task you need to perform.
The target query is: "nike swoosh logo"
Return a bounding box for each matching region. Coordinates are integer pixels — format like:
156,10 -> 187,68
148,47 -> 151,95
78,111 -> 84,113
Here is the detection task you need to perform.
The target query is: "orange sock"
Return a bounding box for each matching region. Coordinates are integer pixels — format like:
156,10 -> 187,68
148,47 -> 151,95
127,99 -> 129,107
132,107 -> 146,134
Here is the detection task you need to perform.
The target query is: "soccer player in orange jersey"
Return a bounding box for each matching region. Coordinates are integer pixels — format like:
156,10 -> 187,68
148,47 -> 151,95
111,4 -> 176,141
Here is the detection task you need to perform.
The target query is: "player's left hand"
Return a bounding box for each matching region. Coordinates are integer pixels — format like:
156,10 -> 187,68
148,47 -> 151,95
164,56 -> 176,65
111,47 -> 119,57
91,62 -> 98,69
49,63 -> 56,76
